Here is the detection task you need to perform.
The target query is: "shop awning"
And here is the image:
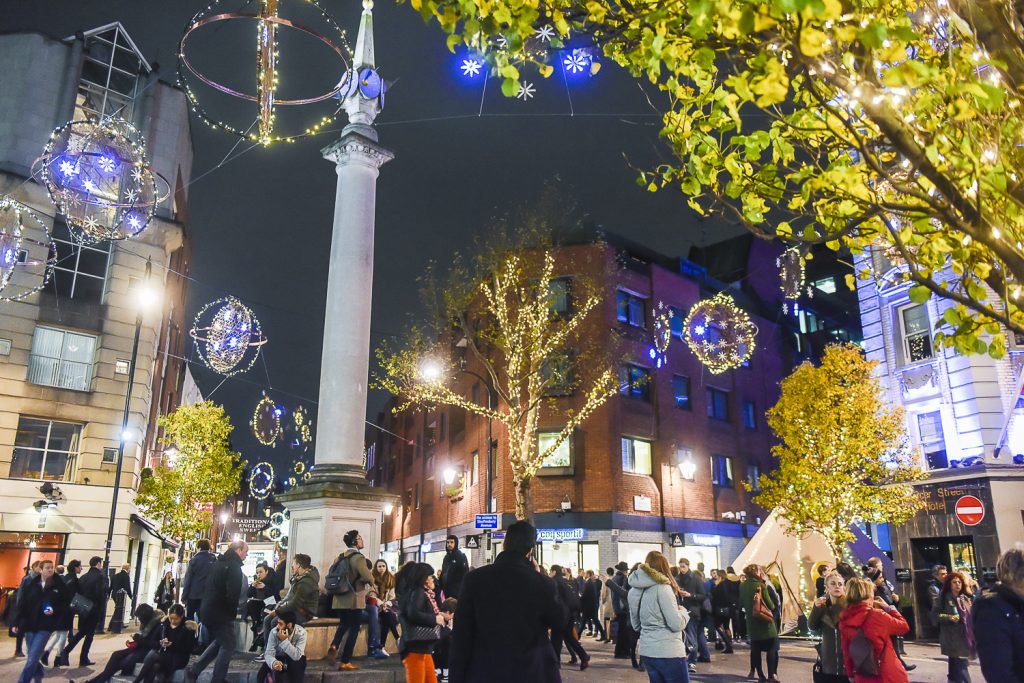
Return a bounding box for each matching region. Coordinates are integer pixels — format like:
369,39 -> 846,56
130,513 -> 179,549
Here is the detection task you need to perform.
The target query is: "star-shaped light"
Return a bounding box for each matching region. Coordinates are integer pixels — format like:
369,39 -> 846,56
125,213 -> 143,232
535,25 -> 556,43
131,167 -> 146,183
516,82 -> 536,100
563,49 -> 591,74
496,35 -> 508,48
460,59 -> 483,77
58,160 -> 78,178
694,324 -> 706,337
98,156 -> 117,173
83,216 -> 98,232
125,188 -> 139,203
82,179 -> 97,193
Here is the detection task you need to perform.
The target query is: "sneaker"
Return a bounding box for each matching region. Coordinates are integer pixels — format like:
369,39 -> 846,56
903,664 -> 917,672
337,662 -> 359,671
369,649 -> 389,660
80,659 -> 96,667
689,663 -> 697,674
14,651 -> 24,658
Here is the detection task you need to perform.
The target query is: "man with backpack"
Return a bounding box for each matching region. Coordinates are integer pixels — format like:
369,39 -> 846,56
327,530 -> 375,671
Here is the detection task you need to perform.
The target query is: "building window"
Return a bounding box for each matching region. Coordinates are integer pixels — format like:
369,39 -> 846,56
746,463 -> 761,492
669,306 -> 685,338
900,304 -> 933,363
471,450 -> 479,485
541,350 -> 576,396
74,25 -> 145,122
548,278 -> 571,314
102,447 -> 118,464
10,417 -> 82,481
616,290 -> 647,328
711,455 -> 734,488
622,437 -> 653,475
814,277 -> 837,294
743,401 -> 757,429
619,364 -> 651,401
707,387 -> 730,421
537,431 -> 574,475
27,326 -> 98,391
672,375 -> 691,409
44,218 -> 112,303
472,383 -> 481,407
918,411 -> 948,469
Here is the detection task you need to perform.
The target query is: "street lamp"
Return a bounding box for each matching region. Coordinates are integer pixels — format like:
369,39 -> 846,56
418,358 -> 444,384
102,258 -> 159,578
456,359 -> 496,516
443,467 -> 457,485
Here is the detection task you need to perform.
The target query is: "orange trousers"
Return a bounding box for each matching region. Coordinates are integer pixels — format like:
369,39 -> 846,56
403,652 -> 438,683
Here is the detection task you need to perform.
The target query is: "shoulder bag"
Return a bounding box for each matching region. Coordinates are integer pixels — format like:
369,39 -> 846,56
70,592 -> 95,616
752,586 -> 774,623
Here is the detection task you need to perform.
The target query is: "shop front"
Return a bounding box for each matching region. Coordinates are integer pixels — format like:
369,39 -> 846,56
0,531 -> 66,613
533,528 -> 600,573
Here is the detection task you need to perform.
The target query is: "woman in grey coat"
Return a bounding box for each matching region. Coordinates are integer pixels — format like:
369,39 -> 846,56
808,571 -> 849,683
934,572 -> 976,683
628,551 -> 690,683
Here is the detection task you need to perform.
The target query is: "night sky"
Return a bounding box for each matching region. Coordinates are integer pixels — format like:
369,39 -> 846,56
2,0 -> 731,475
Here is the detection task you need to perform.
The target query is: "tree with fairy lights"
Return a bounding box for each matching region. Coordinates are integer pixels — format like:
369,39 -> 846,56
752,344 -> 925,561
375,204 -> 618,520
136,401 -> 246,579
413,0 -> 1024,357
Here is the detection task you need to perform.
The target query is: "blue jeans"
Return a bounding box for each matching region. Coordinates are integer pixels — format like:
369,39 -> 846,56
18,631 -> 52,683
685,618 -> 709,663
641,656 -> 691,683
361,603 -> 381,649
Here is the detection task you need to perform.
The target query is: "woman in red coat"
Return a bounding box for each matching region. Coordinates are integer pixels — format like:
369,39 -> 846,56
839,578 -> 910,683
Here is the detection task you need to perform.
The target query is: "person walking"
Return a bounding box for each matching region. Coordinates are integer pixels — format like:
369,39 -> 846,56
328,529 -> 377,670
83,604 -> 165,683
739,564 -> 780,683
11,562 -> 41,657
395,562 -> 450,683
629,551 -> 690,683
258,608 -> 307,683
809,570 -> 850,683
581,570 -> 605,640
154,571 -> 175,613
838,577 -> 909,683
185,540 -> 247,683
133,604 -> 197,683
600,568 -> 614,643
934,572 -> 976,683
607,560 -> 640,669
724,567 -> 745,641
373,560 -> 400,651
108,564 -> 133,633
180,540 -> 217,623
11,559 -> 69,683
42,558 -> 81,667
60,555 -> 106,667
972,548 -> 1024,682
440,536 -> 469,600
709,570 -> 734,654
549,564 -> 590,670
448,520 -> 564,683
676,558 -> 710,669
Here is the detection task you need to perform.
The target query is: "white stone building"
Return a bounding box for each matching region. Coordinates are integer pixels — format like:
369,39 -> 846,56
0,23 -> 193,610
856,246 -> 1024,636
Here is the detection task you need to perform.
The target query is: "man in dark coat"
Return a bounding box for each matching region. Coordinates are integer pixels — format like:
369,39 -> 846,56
12,559 -> 69,683
580,571 -> 605,639
181,539 -> 218,622
60,555 -> 106,666
108,563 -> 134,633
186,541 -> 248,683
972,549 -> 1024,683
440,535 -> 469,600
606,561 -> 639,668
677,557 -> 711,664
449,521 -> 563,683
41,558 -> 81,667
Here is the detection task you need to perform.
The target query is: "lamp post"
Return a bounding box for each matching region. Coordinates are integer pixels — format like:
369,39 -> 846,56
102,258 -> 157,577
455,360 -> 496,516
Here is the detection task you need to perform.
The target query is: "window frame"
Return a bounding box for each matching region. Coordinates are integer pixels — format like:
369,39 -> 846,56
622,436 -> 653,476
536,430 -> 574,476
619,363 -> 652,402
742,400 -> 757,430
746,463 -> 761,492
616,289 -> 648,328
672,375 -> 691,410
27,326 -> 98,392
45,217 -> 112,303
711,454 -> 734,488
898,303 -> 934,364
917,410 -> 948,469
707,387 -> 730,422
9,417 -> 82,482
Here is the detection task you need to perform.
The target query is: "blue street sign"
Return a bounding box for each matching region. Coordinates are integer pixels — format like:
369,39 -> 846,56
475,513 -> 499,529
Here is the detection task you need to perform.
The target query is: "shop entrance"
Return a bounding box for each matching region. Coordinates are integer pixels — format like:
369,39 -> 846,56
0,532 -> 65,615
911,535 -> 977,638
536,541 -> 600,574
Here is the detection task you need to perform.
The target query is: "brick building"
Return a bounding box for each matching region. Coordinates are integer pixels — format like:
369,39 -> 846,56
367,234 -> 854,573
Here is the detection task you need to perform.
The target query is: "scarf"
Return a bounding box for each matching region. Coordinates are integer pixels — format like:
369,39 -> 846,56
956,594 -> 976,654
425,587 -> 440,615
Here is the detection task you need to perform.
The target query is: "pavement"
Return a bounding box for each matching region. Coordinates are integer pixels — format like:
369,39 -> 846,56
1,628 -> 985,682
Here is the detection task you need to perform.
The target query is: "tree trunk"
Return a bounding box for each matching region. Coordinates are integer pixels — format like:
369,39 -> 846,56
515,476 -> 533,522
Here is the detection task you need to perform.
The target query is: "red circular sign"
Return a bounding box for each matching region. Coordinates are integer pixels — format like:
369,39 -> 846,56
955,495 -> 985,526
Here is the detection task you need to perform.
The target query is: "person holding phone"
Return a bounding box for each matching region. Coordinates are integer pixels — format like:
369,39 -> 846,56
257,609 -> 307,683
11,559 -> 68,683
132,604 -> 196,683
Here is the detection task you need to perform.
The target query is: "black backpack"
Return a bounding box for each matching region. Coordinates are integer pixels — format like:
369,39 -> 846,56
324,553 -> 354,596
847,622 -> 882,676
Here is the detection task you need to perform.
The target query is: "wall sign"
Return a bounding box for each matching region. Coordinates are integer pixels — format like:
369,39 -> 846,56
537,528 -> 587,542
690,534 -> 721,546
633,495 -> 652,512
464,534 -> 481,549
669,533 -> 684,547
954,495 -> 985,526
894,568 -> 912,583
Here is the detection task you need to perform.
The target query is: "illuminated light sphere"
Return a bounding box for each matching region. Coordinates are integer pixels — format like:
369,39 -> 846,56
286,476 -> 297,488
266,526 -> 283,541
178,0 -> 353,145
683,292 -> 758,374
279,535 -> 289,550
293,460 -> 306,475
0,197 -> 57,303
190,295 -> 268,377
252,393 -> 282,446
302,471 -> 312,481
292,405 -> 313,445
270,511 -> 287,527
249,461 -> 275,499
777,247 -> 806,303
39,118 -> 163,241
652,301 -> 674,354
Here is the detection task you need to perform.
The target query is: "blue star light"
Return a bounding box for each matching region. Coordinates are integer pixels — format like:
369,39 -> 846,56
125,213 -> 143,232
58,159 -> 78,178
460,58 -> 483,78
1,247 -> 16,266
563,49 -> 591,74
98,155 -> 117,173
82,179 -> 97,193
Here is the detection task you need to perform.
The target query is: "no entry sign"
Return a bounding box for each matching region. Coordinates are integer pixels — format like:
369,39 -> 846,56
954,495 -> 985,526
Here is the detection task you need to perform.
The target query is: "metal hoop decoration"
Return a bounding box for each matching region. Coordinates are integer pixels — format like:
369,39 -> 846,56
249,461 -> 275,499
178,0 -> 353,145
252,392 -> 282,446
683,292 -> 758,374
0,197 -> 57,303
190,295 -> 268,377
39,118 -> 159,241
653,301 -> 673,354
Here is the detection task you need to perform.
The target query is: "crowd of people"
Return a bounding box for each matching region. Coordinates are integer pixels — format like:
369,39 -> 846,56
6,532 -> 1024,683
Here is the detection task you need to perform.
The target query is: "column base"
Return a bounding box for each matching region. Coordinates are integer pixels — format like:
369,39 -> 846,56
277,474 -> 397,580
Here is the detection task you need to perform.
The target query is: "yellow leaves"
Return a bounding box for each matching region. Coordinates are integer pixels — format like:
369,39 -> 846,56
798,27 -> 829,57
585,1 -> 608,23
539,63 -> 554,78
750,57 -> 789,106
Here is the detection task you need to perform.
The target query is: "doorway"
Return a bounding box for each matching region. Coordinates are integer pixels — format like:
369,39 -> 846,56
911,535 -> 977,638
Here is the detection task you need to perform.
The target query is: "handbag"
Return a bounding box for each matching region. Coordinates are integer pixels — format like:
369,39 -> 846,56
71,592 -> 95,616
404,622 -> 441,643
752,587 -> 774,623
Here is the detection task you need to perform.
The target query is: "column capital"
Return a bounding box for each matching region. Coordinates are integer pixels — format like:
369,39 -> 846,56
321,127 -> 394,170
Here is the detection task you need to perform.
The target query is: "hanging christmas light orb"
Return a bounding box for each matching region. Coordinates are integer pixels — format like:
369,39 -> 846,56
266,526 -> 283,541
0,197 -> 56,303
286,476 -> 297,488
653,302 -> 674,354
190,295 -> 268,377
293,460 -> 306,475
252,393 -> 282,446
178,0 -> 353,145
683,292 -> 758,374
270,511 -> 287,527
39,118 -> 162,241
302,470 -> 312,481
249,461 -> 275,499
777,247 -> 806,313
289,404 -> 313,448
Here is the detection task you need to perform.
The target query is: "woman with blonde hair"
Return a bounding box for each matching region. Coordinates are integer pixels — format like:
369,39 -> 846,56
628,550 -> 689,682
809,570 -> 849,682
373,560 -> 400,651
838,577 -> 909,683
